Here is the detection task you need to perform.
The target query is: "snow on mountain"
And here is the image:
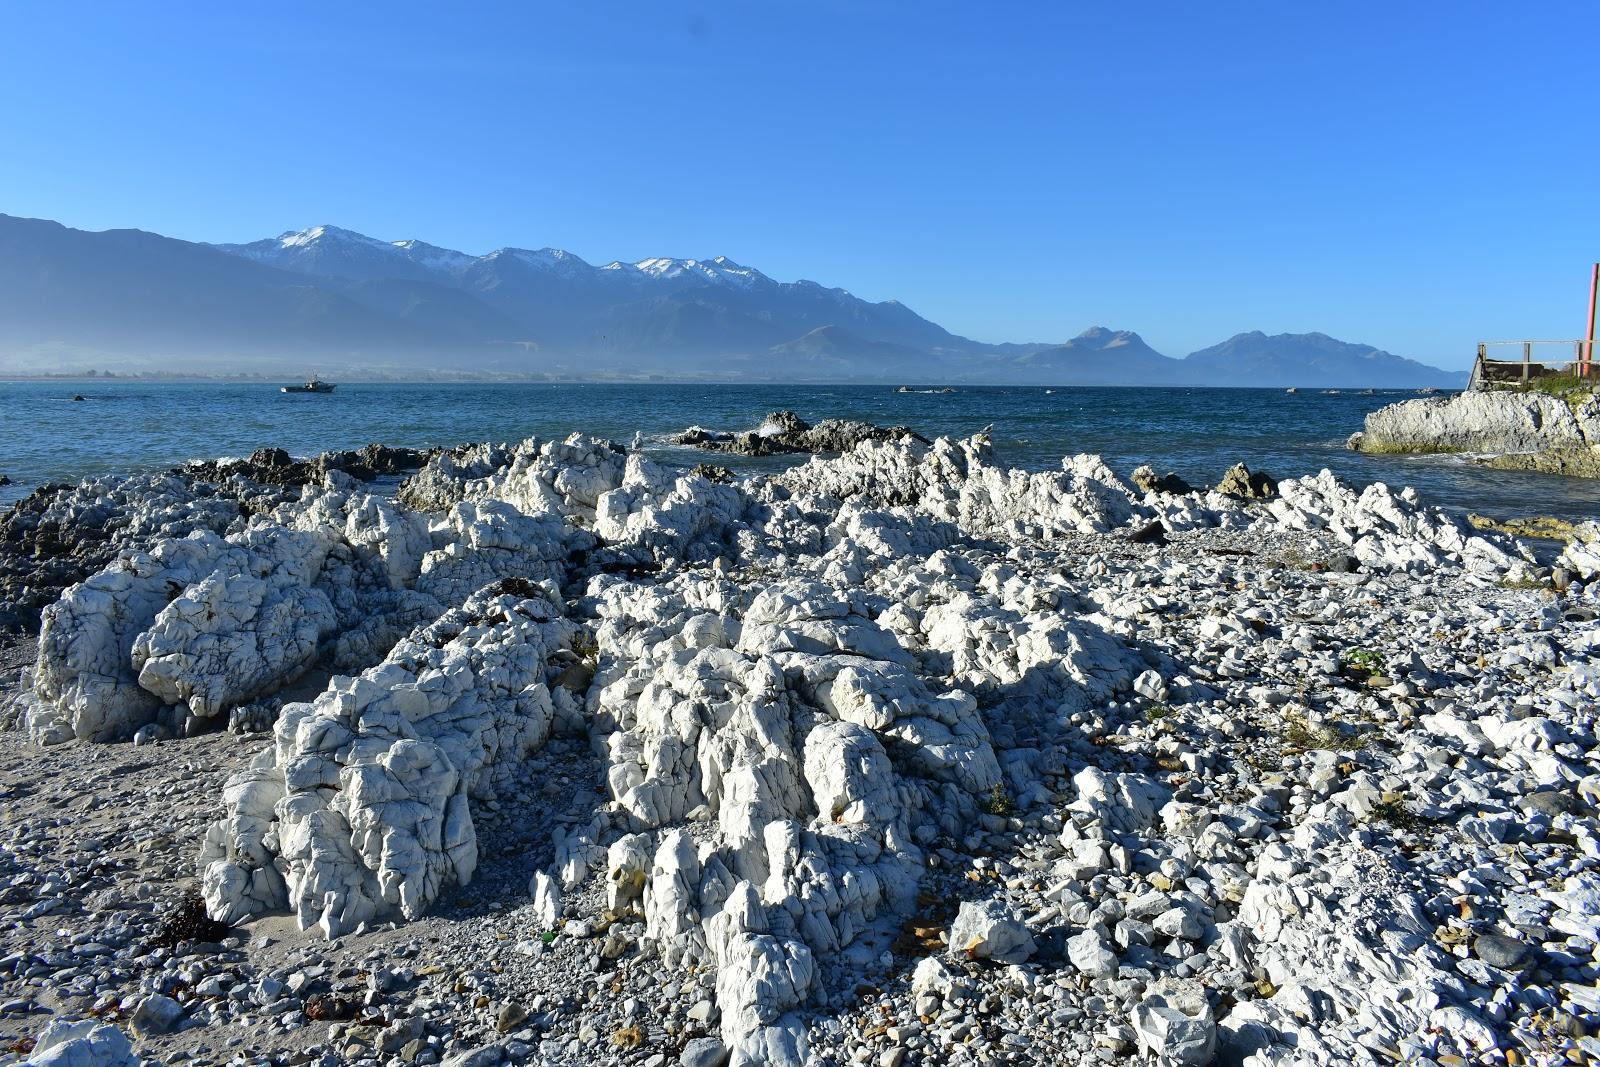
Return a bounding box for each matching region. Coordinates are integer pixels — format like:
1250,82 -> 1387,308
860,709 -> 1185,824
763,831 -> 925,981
391,239 -> 476,274
276,224 -> 391,251
631,256 -> 767,288
0,214 -> 1463,385
482,247 -> 597,280
221,226 -> 780,292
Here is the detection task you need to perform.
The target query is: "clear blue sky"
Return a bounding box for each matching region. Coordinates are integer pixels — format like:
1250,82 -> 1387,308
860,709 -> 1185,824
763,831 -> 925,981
2,2 -> 1596,369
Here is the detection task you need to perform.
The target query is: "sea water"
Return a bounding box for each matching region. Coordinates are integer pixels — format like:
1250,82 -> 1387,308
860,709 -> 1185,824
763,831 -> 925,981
2,380 -> 1597,520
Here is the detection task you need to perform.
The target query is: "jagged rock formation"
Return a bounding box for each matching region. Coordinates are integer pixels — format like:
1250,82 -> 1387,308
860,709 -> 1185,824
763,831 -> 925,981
180,443 -> 431,488
0,444 -> 434,637
1214,462 -> 1277,499
200,585 -> 581,938
15,426 -> 1571,1067
1131,466 -> 1195,496
1562,520 -> 1600,580
674,410 -> 928,458
1349,389 -> 1600,476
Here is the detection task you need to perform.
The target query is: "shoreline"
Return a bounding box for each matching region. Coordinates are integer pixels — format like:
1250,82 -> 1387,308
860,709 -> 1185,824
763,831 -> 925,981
2,430 -> 1599,1066
1351,388 -> 1600,480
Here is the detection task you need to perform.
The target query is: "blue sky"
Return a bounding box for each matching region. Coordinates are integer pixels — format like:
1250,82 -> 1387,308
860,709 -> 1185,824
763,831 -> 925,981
1,2 -> 1596,369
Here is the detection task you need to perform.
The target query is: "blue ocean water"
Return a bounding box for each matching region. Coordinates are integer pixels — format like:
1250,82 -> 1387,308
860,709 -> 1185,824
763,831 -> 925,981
2,380 -> 1597,520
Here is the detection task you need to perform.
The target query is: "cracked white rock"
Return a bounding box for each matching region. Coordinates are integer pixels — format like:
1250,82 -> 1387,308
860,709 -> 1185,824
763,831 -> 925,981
946,899 -> 1036,964
1132,979 -> 1216,1067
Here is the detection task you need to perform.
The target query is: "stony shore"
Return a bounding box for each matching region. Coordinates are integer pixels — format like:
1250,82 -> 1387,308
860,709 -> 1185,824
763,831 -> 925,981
1,425 -> 1599,1067
1348,389 -> 1600,477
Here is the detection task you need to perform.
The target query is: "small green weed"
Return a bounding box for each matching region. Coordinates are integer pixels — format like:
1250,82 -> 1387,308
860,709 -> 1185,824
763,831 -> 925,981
981,781 -> 1014,818
1368,799 -> 1420,831
1343,647 -> 1386,675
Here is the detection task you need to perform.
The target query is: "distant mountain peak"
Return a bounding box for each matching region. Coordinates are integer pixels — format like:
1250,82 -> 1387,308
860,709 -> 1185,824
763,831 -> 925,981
1066,326 -> 1147,349
485,247 -> 595,277
1183,330 -> 1462,387
274,224 -> 393,251
0,211 -> 1464,385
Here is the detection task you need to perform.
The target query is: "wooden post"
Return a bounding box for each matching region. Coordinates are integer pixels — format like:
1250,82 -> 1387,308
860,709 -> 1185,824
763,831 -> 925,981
1524,341 -> 1532,381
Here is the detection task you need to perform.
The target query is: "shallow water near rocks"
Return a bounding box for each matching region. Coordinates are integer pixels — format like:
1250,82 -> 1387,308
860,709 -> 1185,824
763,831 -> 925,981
4,380 -> 1598,520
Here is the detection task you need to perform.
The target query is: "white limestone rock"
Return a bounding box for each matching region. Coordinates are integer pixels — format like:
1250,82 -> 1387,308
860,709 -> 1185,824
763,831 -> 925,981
1067,927 -> 1118,978
947,899 -> 1036,964
1355,389 -> 1592,456
27,1018 -> 140,1067
30,531 -> 238,742
529,870 -> 562,930
27,486 -> 445,744
131,526 -> 339,719
416,499 -> 592,605
1068,767 -> 1171,835
1132,979 -> 1217,1067
199,588 -> 575,936
1561,520 -> 1600,579
1266,469 -> 1532,577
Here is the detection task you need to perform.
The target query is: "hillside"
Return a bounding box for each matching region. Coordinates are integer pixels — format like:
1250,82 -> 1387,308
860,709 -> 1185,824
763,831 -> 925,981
0,214 -> 1466,386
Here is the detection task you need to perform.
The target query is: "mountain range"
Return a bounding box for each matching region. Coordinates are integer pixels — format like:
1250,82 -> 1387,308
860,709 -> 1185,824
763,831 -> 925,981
0,214 -> 1466,387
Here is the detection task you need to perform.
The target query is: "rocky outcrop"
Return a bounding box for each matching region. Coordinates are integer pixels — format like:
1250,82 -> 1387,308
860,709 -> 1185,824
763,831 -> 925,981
1130,465 -> 1194,495
1561,520 -> 1600,580
1349,389 -> 1600,476
1266,469 -> 1529,575
674,410 -> 928,458
0,444 -> 435,637
13,426 -> 1577,1067
1214,461 -> 1276,498
200,586 -> 579,937
0,475 -> 246,635
180,443 -> 433,488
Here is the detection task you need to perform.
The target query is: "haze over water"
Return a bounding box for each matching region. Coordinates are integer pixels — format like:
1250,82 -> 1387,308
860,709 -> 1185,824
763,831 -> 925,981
3,380 -> 1597,521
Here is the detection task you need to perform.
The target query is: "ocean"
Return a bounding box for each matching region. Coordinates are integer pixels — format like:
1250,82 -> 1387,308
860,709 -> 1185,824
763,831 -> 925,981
2,380 -> 1597,521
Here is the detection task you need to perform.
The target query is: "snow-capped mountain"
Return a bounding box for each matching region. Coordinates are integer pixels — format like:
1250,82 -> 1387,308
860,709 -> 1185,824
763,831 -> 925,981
225,226 -> 775,292
0,213 -> 1467,385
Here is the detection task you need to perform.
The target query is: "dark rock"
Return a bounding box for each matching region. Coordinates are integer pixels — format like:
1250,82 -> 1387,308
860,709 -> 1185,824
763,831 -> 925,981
1130,465 -> 1193,495
181,442 -> 432,488
1473,932 -> 1530,970
674,411 -> 926,458
1519,791 -> 1576,818
1329,554 -> 1360,573
1215,462 -> 1277,499
0,473 -> 11,486
1129,521 -> 1168,545
691,464 -> 735,484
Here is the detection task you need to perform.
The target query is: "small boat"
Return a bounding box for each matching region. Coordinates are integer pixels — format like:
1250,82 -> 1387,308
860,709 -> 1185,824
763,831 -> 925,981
1418,386 -> 1437,395
1285,387 -> 1298,394
282,375 -> 335,394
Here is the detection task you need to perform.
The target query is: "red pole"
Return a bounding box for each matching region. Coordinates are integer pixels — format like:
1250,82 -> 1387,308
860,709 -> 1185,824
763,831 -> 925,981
1586,262 -> 1599,378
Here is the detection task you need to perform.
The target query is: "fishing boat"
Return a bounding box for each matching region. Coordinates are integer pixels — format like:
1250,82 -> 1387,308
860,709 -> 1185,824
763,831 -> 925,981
282,375 -> 335,394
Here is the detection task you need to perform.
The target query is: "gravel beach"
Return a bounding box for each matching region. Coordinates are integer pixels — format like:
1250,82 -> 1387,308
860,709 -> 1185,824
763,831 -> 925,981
1,428 -> 1598,1067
